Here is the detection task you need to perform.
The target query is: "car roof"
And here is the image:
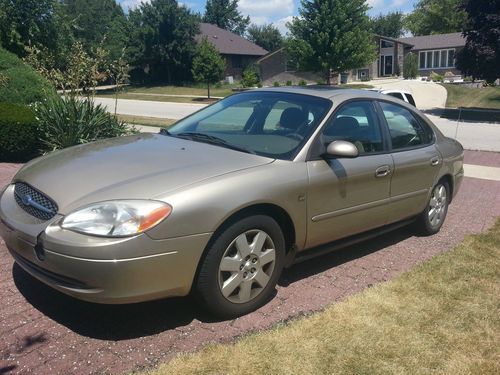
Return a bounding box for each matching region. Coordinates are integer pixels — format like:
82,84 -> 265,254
253,85 -> 388,100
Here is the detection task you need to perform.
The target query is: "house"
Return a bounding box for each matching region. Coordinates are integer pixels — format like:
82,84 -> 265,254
348,35 -> 412,81
398,32 -> 466,78
258,32 -> 466,84
256,48 -> 321,85
196,23 -> 268,78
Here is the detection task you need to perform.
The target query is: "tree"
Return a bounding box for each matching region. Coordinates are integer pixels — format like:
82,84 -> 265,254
456,0 -> 500,84
247,24 -> 283,52
192,38 -> 225,98
371,11 -> 406,38
0,0 -> 73,59
203,0 -> 250,36
127,0 -> 199,83
405,0 -> 467,36
60,0 -> 128,61
403,52 -> 418,79
287,0 -> 377,84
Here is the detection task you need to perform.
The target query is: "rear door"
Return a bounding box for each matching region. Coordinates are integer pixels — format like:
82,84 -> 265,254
377,100 -> 440,224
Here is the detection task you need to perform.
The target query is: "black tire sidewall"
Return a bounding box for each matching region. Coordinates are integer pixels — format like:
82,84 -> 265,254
195,215 -> 286,319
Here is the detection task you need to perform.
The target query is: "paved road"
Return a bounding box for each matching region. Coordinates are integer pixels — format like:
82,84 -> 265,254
94,97 -> 205,120
97,96 -> 500,152
363,79 -> 448,110
0,151 -> 499,374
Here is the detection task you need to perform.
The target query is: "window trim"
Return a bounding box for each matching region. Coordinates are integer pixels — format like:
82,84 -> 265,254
375,99 -> 436,153
418,49 -> 456,70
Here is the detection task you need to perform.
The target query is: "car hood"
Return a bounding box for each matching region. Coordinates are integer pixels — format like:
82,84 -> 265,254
13,133 -> 273,214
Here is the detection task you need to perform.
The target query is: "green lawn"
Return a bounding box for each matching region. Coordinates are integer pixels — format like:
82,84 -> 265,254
441,84 -> 500,109
145,220 -> 500,375
96,84 -> 237,103
97,83 -> 374,104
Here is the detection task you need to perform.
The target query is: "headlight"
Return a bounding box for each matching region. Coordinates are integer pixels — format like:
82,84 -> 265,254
61,200 -> 172,237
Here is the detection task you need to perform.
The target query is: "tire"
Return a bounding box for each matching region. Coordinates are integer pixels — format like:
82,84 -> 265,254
195,215 -> 286,319
414,180 -> 450,235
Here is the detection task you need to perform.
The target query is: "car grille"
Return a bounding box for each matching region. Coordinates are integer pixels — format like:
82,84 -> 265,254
14,182 -> 58,221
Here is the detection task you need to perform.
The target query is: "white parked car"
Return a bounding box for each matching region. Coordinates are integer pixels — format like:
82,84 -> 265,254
368,89 -> 416,107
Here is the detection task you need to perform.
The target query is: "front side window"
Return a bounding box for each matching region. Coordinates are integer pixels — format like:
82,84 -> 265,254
168,92 -> 332,160
379,102 -> 434,150
321,101 -> 383,154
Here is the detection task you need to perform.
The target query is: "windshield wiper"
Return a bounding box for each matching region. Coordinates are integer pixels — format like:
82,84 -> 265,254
174,132 -> 256,154
159,128 -> 171,136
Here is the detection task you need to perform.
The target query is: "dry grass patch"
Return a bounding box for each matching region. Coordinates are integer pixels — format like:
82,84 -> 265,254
441,84 -> 500,109
116,114 -> 176,128
144,220 -> 500,375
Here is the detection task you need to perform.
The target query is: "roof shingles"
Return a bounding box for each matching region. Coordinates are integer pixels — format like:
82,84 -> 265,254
196,23 -> 268,56
399,32 -> 466,51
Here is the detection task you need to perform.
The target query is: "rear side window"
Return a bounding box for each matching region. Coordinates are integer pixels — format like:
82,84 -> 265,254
405,94 -> 416,107
379,102 -> 433,150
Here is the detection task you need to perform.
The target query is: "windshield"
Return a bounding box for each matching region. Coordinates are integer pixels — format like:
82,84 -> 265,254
167,91 -> 332,160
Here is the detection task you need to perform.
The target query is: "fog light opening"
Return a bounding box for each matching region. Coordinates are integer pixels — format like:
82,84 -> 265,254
34,234 -> 45,261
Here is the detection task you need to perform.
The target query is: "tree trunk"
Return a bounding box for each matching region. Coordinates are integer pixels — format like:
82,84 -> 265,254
207,82 -> 211,99
326,70 -> 331,85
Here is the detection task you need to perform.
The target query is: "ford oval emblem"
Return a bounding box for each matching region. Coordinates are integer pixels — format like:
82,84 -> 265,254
21,194 -> 33,206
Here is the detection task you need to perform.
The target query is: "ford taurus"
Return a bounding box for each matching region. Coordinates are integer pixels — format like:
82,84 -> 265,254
0,87 -> 464,318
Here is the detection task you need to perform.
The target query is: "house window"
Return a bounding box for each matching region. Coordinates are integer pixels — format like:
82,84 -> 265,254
380,40 -> 395,48
418,49 -> 456,69
447,49 -> 455,67
232,56 -> 243,69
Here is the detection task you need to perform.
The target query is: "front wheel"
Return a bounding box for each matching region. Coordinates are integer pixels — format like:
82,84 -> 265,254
195,215 -> 285,318
415,181 -> 450,235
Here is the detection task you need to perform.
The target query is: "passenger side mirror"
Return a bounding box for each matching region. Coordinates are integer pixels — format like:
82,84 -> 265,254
325,140 -> 359,158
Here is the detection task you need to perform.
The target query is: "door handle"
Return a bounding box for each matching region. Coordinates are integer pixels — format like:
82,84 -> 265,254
430,156 -> 440,166
375,165 -> 391,178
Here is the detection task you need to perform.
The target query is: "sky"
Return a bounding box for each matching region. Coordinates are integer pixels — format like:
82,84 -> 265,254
118,0 -> 418,34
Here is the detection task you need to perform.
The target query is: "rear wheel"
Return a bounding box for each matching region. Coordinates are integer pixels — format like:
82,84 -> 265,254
415,181 -> 450,235
195,215 -> 285,318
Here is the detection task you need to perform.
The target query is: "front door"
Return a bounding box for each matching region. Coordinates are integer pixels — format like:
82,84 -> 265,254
380,55 -> 393,76
305,100 -> 393,249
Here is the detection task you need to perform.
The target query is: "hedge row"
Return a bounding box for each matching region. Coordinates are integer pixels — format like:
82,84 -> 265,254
0,46 -> 56,105
0,102 -> 41,162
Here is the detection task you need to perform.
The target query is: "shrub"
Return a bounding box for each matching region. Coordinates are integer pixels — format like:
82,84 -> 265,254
273,81 -> 280,87
403,52 -> 418,79
316,78 -> 326,85
241,65 -> 260,87
35,96 -> 134,151
0,47 -> 55,104
430,71 -> 444,82
286,80 -> 293,86
298,79 -> 307,86
0,103 -> 41,162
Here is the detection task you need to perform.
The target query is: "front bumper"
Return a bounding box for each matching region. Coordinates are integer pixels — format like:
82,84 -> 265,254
0,185 -> 211,304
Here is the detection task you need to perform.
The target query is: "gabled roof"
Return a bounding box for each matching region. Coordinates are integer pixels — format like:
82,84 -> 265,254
374,34 -> 413,46
399,32 -> 466,51
196,23 -> 268,56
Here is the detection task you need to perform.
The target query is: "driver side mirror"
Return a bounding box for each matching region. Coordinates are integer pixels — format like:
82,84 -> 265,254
325,140 -> 359,158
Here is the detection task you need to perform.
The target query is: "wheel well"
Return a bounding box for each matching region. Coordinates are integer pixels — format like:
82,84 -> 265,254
439,174 -> 454,202
190,204 -> 297,294
214,204 -> 297,253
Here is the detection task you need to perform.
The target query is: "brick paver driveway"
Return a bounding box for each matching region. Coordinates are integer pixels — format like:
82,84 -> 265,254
1,151 -> 499,375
